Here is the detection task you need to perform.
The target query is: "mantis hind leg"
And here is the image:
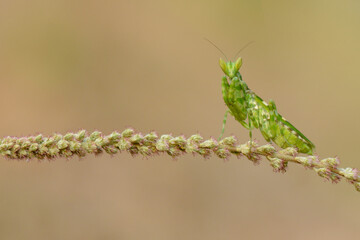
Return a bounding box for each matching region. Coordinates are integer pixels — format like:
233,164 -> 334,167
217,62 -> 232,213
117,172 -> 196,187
248,115 -> 253,152
219,110 -> 230,141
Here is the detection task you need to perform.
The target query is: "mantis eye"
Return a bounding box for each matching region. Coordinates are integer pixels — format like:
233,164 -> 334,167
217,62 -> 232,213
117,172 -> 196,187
219,58 -> 228,75
235,57 -> 243,71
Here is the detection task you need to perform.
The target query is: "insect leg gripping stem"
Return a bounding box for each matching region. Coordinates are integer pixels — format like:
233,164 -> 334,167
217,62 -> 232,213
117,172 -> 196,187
219,110 -> 230,141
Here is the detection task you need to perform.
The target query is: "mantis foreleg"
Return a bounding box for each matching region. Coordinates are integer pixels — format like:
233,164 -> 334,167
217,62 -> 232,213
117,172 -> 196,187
219,110 -> 230,140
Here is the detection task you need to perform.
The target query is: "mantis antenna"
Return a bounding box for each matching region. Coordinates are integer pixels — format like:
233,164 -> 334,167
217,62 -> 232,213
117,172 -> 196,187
233,41 -> 255,60
204,38 -> 228,61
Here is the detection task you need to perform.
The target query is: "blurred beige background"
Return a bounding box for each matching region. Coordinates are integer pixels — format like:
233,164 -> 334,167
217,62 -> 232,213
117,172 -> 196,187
0,0 -> 359,239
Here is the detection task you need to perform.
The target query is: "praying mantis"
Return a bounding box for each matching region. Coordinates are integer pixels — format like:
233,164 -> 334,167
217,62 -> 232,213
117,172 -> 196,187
214,43 -> 315,154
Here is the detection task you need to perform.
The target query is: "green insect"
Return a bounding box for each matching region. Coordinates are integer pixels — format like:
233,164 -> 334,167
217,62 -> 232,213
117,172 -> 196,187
214,45 -> 315,154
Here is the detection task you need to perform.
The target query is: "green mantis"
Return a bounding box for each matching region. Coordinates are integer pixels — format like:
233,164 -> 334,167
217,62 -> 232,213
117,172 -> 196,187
218,57 -> 315,154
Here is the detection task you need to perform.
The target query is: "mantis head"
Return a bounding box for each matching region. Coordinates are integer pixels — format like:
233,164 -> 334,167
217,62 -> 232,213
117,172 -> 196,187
219,57 -> 242,79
